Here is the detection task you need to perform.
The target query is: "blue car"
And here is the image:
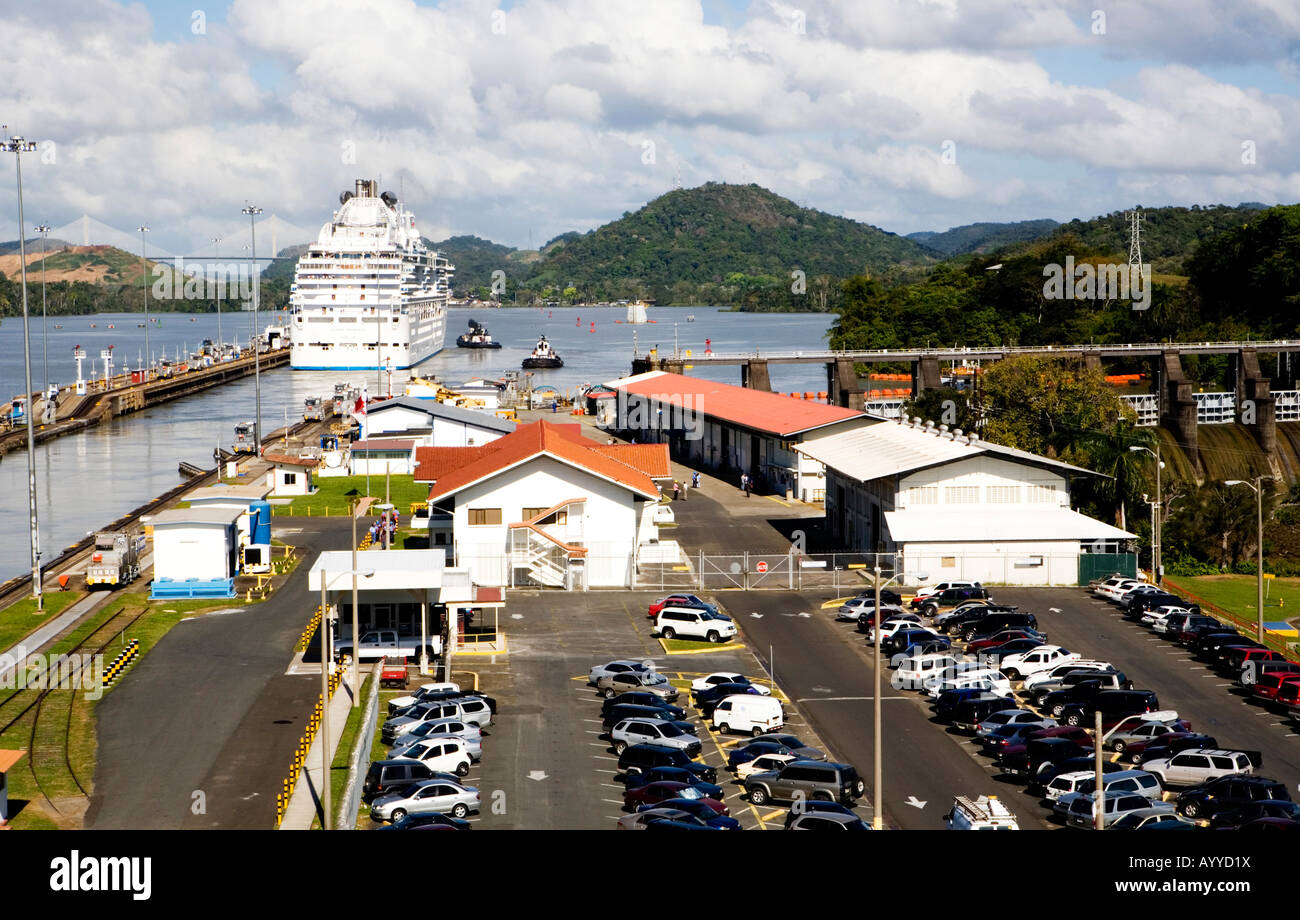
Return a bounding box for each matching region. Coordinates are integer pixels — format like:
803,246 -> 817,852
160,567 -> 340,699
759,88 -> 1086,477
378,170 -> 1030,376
621,766 -> 724,800
641,797 -> 742,830
727,740 -> 795,771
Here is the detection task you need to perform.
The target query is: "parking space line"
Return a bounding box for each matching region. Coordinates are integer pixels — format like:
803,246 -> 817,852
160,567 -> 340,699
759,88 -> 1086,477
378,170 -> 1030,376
601,799 -> 624,806
593,755 -> 618,762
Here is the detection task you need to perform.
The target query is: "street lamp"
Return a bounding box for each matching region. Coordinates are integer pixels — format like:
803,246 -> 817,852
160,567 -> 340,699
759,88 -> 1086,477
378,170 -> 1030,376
35,224 -> 50,394
317,565 -> 373,827
242,204 -> 263,455
871,558 -> 927,830
3,129 -> 43,609
1129,445 -> 1164,583
211,236 -> 223,347
1225,478 -> 1270,643
136,226 -> 151,376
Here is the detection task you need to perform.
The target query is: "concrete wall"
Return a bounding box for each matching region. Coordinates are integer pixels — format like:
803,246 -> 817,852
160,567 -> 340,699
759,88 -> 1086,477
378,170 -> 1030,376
273,466 -> 312,496
431,415 -> 508,447
900,541 -> 1081,586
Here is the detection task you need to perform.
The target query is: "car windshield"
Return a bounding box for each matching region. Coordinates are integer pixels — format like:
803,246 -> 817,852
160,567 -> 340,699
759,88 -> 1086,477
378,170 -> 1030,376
644,673 -> 668,686
678,787 -> 703,800
659,723 -> 686,737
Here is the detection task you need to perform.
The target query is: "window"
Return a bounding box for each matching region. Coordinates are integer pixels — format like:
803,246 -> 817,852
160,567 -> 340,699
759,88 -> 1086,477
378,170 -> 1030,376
907,486 -> 938,505
944,485 -> 979,504
1028,483 -> 1058,503
941,556 -> 956,568
986,485 -> 1020,503
468,508 -> 502,526
283,472 -> 297,485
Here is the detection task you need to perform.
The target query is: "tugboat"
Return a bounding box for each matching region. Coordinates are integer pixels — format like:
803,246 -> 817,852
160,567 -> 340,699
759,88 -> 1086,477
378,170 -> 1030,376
456,319 -> 502,349
522,335 -> 563,369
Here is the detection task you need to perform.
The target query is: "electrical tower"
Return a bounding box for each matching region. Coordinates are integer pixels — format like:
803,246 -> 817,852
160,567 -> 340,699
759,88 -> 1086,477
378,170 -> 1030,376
1127,207 -> 1143,269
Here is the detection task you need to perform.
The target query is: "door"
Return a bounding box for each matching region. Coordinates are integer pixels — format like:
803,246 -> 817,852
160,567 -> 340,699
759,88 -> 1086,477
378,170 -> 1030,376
374,605 -> 395,630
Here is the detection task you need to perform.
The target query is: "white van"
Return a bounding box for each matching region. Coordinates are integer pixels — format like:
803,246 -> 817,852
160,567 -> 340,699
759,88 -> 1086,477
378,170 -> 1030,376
711,694 -> 784,737
656,606 -> 737,643
926,669 -> 1014,699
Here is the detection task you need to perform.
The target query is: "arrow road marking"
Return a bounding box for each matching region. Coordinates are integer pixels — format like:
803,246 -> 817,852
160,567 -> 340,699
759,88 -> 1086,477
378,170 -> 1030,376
906,796 -> 927,809
527,770 -> 547,781
511,614 -> 524,619
1048,608 -> 1062,614
750,613 -> 764,619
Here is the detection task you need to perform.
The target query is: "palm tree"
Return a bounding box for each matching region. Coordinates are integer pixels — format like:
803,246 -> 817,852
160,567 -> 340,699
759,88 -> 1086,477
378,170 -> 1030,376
1078,421 -> 1158,530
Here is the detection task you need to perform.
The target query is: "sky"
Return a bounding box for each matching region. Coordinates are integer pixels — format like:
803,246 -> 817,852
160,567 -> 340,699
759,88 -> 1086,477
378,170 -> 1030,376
1,0 -> 1298,255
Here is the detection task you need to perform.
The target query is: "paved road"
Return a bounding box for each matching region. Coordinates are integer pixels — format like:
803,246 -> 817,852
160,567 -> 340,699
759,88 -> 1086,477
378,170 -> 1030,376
86,517 -> 350,829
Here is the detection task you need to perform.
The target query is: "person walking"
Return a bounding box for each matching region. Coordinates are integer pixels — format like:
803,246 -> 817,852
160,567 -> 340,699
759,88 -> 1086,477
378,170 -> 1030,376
681,479 -> 688,501
691,471 -> 700,489
673,480 -> 681,501
743,473 -> 751,498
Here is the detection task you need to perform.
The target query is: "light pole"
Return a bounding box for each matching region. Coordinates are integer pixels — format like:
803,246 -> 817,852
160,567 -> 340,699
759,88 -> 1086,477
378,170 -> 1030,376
35,223 -> 50,394
3,129 -> 43,608
242,204 -> 263,455
137,226 -> 151,376
1130,445 -> 1163,583
317,565 -> 373,826
871,557 -> 927,830
1226,477 -> 1270,643
211,236 -> 223,347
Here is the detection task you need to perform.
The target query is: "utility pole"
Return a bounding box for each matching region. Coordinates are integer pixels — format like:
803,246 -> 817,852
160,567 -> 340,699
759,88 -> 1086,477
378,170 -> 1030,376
211,236 -> 223,346
138,226 -> 151,376
3,129 -> 43,608
36,224 -> 50,393
242,205 -> 263,454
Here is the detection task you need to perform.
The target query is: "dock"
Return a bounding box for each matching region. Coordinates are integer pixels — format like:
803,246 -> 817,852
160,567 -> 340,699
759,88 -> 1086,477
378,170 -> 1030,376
0,347 -> 291,458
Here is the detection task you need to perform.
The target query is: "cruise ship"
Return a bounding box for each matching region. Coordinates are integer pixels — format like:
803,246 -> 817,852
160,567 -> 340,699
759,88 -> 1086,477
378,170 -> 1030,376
289,179 -> 453,370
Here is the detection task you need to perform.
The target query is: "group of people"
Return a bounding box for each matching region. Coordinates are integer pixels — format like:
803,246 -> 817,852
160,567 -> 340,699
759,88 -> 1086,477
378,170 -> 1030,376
669,471 -> 702,502
368,508 -> 400,545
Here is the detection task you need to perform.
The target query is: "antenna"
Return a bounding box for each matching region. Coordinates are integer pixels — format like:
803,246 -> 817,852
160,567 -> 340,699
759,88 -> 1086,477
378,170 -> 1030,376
1127,207 -> 1143,269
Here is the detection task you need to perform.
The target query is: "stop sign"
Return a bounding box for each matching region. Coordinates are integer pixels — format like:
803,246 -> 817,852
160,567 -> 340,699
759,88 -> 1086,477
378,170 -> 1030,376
756,561 -> 768,573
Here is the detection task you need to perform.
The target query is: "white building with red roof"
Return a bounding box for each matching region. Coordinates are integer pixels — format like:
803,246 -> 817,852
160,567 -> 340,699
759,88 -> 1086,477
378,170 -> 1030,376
414,420 -> 673,588
603,371 -> 875,501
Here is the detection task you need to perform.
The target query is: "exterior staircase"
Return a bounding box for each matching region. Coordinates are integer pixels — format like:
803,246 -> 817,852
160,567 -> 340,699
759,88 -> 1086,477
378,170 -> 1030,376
508,498 -> 587,588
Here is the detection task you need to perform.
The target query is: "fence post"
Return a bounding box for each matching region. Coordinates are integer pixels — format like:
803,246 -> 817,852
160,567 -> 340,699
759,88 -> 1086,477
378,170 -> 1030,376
743,552 -> 749,590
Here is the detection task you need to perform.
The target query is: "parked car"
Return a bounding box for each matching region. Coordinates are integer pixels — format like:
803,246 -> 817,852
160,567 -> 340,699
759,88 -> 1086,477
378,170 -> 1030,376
965,630 -> 1046,654
853,587 -> 904,605
647,595 -> 717,619
974,708 -> 1054,738
787,811 -> 871,830
1126,592 -> 1194,620
1240,659 -> 1300,687
386,681 -> 461,717
711,694 -> 785,736
1022,660 -> 1116,694
951,695 -> 1032,733
1251,671 -> 1300,703
1039,676 -> 1130,718
389,718 -> 482,759
616,807 -> 714,830
655,607 -> 737,643
1124,732 -> 1219,765
1221,646 -> 1286,676
911,581 -> 980,605
727,740 -> 798,770
641,798 -> 739,829
748,733 -> 827,761
617,743 -> 717,783
589,659 -> 655,684
1104,716 -> 1193,754
1110,809 -> 1197,831
736,753 -> 797,780
977,721 -> 1059,754
996,737 -> 1089,780
867,618 -> 932,646
962,612 -> 1042,644
882,629 -> 948,657
893,653 -> 966,692
744,760 -> 866,807
610,718 -> 703,756
839,597 -> 903,621
382,700 -> 475,745
856,609 -> 918,633
369,778 -> 479,822
620,766 -> 723,800
601,695 -> 687,722
378,812 -> 472,831
389,737 -> 473,776
694,682 -> 764,715
689,672 -> 772,696
1060,791 -> 1173,828
595,670 -> 680,701
1071,769 -> 1164,801
918,586 -> 992,617
935,602 -> 1011,633
1139,605 -> 1190,628
927,670 -> 1014,700
1034,758 -> 1125,797
889,643 -> 958,672
362,760 -> 441,802
1176,617 -> 1229,646
998,645 -> 1078,681
1143,749 -> 1255,788
623,781 -> 723,812
781,800 -> 859,828
1176,775 -> 1292,820
1206,799 -> 1300,829
1059,690 -> 1161,730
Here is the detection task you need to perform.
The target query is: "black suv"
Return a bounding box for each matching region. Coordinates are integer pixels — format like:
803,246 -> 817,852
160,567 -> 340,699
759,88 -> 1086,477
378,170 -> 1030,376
1124,592 -> 1190,620
918,587 -> 991,617
1177,775 -> 1291,820
996,737 -> 1089,780
617,743 -> 717,783
950,695 -> 1019,733
962,612 -> 1041,643
363,759 -> 439,801
602,703 -> 692,733
602,694 -> 686,721
1060,689 -> 1159,729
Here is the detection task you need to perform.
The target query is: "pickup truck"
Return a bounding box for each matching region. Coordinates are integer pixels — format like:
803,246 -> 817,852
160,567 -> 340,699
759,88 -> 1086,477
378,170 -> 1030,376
334,629 -> 442,662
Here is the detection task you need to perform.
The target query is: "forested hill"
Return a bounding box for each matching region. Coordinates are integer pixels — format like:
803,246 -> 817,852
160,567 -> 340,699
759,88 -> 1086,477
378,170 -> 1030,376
908,219 -> 1060,256
521,182 -> 933,305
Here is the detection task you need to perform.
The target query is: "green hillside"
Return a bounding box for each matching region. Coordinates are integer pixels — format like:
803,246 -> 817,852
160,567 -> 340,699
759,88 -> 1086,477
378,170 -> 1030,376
908,219 -> 1060,256
521,182 -> 934,309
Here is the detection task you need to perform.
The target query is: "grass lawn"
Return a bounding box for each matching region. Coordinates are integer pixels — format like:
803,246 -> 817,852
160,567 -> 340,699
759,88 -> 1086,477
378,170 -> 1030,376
1166,574 -> 1300,624
658,637 -> 745,655
274,475 -> 429,518
313,673 -> 373,831
0,591 -> 81,652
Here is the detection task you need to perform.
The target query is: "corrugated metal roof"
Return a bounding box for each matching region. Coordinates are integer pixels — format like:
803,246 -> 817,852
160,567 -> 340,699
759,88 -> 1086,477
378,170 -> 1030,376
149,507 -> 243,526
796,417 -> 1101,481
367,396 -> 516,433
884,508 -> 1135,542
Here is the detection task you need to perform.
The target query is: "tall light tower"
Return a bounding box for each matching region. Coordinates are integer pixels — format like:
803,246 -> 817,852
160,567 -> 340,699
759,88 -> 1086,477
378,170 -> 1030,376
242,204 -> 263,454
35,223 -> 50,393
3,128 -> 44,608
137,226 -> 151,377
211,236 -> 224,346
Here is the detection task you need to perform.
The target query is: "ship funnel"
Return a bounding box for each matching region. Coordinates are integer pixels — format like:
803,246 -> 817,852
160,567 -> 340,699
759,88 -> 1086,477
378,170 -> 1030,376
355,178 -> 377,198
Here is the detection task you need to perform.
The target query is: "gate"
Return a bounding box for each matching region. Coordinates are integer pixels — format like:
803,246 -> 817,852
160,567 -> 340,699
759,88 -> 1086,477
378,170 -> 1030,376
700,554 -> 747,590
1079,552 -> 1137,584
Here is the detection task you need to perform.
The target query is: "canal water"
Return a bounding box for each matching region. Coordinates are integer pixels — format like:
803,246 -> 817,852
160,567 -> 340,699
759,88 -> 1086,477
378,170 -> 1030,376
0,306 -> 836,581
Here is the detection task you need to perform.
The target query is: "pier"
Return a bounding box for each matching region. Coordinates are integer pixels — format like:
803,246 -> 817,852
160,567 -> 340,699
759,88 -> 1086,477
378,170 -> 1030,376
0,347 -> 291,458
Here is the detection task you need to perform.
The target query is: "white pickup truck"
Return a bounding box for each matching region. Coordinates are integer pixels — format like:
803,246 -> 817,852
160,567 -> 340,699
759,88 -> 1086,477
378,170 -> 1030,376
333,629 -> 442,662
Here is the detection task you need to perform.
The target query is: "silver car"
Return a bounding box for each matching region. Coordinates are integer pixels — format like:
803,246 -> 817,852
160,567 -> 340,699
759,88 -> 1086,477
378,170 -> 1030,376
974,709 -> 1055,740
611,718 -> 703,756
595,670 -> 679,701
589,660 -> 655,685
391,724 -> 482,762
369,778 -> 480,822
392,716 -> 481,748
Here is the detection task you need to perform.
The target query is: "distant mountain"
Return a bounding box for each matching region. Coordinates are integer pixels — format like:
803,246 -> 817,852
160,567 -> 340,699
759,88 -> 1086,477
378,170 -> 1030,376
522,182 -> 933,305
908,219 -> 1060,256
0,236 -> 72,255
426,235 -> 536,295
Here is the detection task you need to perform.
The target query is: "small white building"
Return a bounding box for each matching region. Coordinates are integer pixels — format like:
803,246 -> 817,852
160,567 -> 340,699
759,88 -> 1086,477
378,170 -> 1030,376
262,453 -> 318,496
416,420 -> 671,589
350,438 -> 418,476
147,506 -> 241,594
361,396 -> 515,446
797,416 -> 1135,586
307,549 -> 474,642
183,482 -> 271,511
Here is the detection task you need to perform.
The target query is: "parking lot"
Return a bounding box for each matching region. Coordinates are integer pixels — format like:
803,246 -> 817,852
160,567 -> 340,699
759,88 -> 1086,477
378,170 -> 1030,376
365,590 -> 851,829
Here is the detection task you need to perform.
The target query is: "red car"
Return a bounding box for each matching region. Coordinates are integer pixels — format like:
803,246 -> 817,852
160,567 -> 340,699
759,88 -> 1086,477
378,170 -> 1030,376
1274,679 -> 1300,709
647,595 -> 714,619
1252,672 -> 1300,702
624,781 -> 726,813
966,630 -> 1040,654
1123,731 -> 1218,764
997,724 -> 1094,758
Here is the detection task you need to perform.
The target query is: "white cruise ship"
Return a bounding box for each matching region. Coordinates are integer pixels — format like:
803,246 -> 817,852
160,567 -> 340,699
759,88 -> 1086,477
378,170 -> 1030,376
289,178 -> 453,370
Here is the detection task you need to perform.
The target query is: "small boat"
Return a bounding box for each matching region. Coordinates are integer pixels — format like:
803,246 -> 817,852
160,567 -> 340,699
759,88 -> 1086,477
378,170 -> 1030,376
522,335 -> 563,369
686,315 -> 695,323
456,319 -> 502,349
137,323 -> 145,328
